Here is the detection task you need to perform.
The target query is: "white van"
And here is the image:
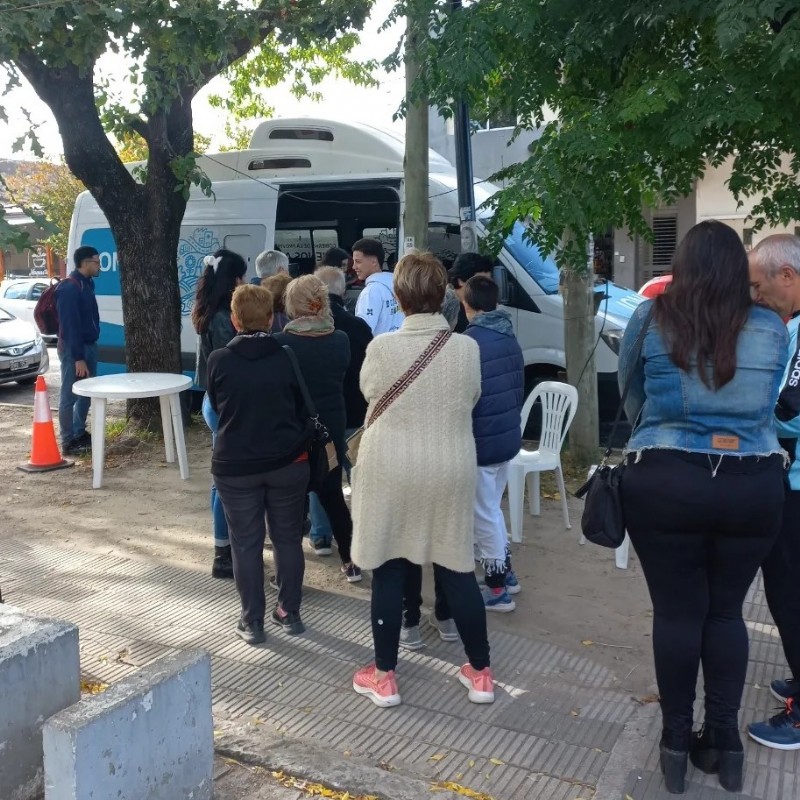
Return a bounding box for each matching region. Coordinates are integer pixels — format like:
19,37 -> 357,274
67,117 -> 643,412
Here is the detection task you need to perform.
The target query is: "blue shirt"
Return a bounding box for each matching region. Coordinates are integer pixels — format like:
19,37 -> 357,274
620,300 -> 788,457
56,270 -> 100,362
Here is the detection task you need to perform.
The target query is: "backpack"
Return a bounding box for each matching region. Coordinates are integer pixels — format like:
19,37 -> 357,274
34,277 -> 79,337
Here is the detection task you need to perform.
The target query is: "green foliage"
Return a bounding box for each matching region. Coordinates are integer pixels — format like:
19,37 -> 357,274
0,0 -> 375,248
412,0 -> 800,273
4,161 -> 84,255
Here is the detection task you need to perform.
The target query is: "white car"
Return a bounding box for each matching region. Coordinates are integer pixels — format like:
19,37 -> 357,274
0,306 -> 50,386
0,277 -> 58,343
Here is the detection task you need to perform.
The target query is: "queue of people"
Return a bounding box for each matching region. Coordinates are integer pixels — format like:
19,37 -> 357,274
193,227 -> 800,792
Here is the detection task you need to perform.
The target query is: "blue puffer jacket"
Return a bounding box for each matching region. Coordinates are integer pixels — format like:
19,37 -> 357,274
464,309 -> 525,466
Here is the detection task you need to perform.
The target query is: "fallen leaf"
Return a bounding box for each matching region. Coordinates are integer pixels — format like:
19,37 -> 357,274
634,694 -> 660,705
80,679 -> 108,695
430,753 -> 447,761
468,759 -> 476,768
431,783 -> 495,800
489,758 -> 505,766
570,709 -> 580,717
581,639 -> 593,646
625,795 -> 635,800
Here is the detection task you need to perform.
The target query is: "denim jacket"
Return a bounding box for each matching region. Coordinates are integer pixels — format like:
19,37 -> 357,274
619,300 -> 788,458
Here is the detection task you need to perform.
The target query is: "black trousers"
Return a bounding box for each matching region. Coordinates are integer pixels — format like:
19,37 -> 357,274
315,464 -> 353,564
762,488 -> 800,695
402,564 -> 468,626
373,558 -> 490,672
215,461 -> 309,622
622,450 -> 784,734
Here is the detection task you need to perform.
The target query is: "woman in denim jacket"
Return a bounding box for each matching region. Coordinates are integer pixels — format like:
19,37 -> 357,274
618,221 -> 788,794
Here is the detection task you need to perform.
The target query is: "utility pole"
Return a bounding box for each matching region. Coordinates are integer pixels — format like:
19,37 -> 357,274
403,6 -> 429,256
450,0 -> 477,253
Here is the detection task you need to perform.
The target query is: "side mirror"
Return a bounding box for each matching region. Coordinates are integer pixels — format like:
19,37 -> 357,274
493,265 -> 511,305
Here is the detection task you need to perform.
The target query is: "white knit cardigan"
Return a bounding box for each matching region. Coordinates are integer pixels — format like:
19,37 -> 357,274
351,313 -> 481,572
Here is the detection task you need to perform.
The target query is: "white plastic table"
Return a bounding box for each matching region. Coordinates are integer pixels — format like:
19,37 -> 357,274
73,372 -> 193,489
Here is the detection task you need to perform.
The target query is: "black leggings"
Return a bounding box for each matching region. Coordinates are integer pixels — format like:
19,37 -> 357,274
622,450 -> 783,734
762,488 -> 800,694
314,464 -> 353,564
372,558 -> 490,672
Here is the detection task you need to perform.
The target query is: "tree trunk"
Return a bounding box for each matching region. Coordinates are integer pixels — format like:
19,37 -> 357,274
403,11 -> 429,252
563,258 -> 599,466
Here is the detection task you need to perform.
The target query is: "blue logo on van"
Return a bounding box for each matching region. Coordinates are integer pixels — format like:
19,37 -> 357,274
179,228 -> 220,315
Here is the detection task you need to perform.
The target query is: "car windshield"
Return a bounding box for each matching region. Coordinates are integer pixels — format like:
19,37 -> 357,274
497,220 -> 560,295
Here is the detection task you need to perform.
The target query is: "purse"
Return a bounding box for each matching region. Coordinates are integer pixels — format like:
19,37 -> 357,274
574,305 -> 654,548
282,345 -> 338,492
346,329 -> 451,467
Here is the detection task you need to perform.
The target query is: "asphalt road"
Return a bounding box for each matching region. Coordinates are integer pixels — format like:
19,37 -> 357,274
0,343 -> 61,408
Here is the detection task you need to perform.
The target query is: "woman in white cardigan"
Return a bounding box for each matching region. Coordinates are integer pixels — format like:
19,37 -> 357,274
351,252 -> 494,708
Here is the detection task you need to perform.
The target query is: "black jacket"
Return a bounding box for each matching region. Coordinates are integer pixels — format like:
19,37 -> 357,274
273,329 -> 350,460
207,334 -> 310,477
330,294 -> 373,428
195,309 -> 236,390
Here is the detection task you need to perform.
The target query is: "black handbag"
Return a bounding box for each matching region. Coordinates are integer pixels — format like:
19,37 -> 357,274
574,305 -> 654,548
282,345 -> 338,492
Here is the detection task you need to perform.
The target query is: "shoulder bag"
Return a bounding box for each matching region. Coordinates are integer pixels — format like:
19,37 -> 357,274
282,345 -> 338,492
346,329 -> 451,466
574,304 -> 654,548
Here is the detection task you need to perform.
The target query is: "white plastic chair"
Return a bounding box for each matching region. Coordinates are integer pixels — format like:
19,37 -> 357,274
580,465 -> 631,569
508,381 -> 578,543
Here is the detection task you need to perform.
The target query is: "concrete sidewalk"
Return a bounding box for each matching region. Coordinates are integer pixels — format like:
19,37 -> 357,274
0,529 -> 796,800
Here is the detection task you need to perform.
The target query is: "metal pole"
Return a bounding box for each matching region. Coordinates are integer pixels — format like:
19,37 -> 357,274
450,0 -> 477,253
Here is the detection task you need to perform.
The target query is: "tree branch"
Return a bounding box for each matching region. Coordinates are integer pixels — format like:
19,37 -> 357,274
189,1 -> 279,95
14,53 -> 141,221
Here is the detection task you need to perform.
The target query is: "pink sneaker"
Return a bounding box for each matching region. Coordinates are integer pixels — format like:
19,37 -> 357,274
458,663 -> 495,704
352,664 -> 401,708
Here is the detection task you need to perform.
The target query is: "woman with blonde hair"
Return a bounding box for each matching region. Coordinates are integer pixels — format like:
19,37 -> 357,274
274,275 -> 359,582
351,252 -> 493,708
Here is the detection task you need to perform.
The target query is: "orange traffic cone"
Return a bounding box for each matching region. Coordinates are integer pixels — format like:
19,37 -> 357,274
17,376 -> 75,473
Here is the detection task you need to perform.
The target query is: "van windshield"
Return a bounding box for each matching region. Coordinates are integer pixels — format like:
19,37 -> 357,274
501,220 -> 560,295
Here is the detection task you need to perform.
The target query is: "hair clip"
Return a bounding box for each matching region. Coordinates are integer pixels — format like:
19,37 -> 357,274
203,254 -> 222,273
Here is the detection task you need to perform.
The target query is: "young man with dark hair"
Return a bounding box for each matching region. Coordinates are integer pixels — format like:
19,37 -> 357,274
352,237 -> 404,335
447,252 -> 494,333
56,246 -> 101,455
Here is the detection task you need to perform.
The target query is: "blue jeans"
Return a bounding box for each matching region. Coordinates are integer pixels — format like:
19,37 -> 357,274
309,491 -> 333,545
58,343 -> 97,447
201,393 -> 229,547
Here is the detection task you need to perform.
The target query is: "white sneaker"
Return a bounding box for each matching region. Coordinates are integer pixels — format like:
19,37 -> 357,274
428,615 -> 459,642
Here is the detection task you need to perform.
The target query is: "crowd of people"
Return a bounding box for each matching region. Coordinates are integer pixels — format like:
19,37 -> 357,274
192,240 -> 523,707
185,224 -> 800,794
45,219 -> 800,793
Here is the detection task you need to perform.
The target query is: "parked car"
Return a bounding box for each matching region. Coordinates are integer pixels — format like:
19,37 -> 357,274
0,277 -> 58,343
0,306 -> 50,386
639,274 -> 672,299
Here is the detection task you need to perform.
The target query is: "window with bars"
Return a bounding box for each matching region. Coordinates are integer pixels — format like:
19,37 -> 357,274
651,216 -> 678,267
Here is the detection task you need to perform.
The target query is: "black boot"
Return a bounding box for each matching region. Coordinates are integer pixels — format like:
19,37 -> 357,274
689,725 -> 743,793
660,729 -> 690,794
212,545 -> 234,579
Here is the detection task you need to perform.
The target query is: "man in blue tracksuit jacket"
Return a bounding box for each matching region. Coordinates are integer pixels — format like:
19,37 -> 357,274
747,235 -> 800,749
56,246 -> 101,454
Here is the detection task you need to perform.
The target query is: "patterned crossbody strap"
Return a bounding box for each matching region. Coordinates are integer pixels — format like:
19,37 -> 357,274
367,329 -> 451,427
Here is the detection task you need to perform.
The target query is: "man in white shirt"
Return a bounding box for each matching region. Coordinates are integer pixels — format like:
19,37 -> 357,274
352,238 -> 404,335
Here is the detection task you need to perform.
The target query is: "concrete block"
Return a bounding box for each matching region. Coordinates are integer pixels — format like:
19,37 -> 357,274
0,604 -> 80,800
43,649 -> 213,800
